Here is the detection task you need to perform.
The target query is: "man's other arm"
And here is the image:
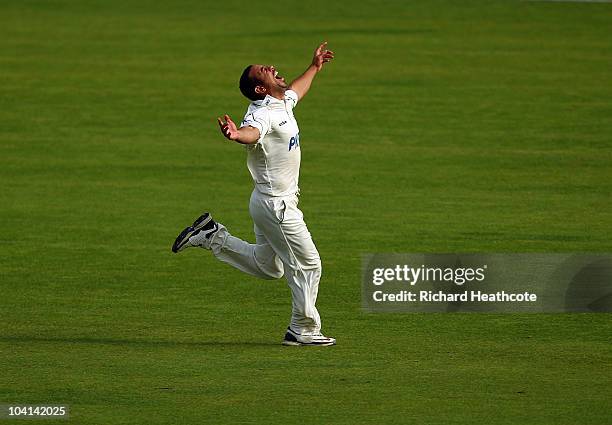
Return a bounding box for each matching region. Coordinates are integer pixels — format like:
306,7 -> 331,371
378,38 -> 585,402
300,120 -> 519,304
218,114 -> 259,145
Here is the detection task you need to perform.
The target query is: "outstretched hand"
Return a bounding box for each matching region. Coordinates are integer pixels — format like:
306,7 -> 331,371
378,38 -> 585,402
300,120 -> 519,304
217,114 -> 238,140
312,42 -> 334,71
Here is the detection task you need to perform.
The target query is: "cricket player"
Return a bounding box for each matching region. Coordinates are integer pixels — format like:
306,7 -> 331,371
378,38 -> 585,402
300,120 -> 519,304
172,42 -> 335,346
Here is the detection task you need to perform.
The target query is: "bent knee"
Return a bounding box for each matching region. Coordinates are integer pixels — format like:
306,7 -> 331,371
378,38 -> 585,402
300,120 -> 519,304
258,259 -> 284,280
262,268 -> 284,280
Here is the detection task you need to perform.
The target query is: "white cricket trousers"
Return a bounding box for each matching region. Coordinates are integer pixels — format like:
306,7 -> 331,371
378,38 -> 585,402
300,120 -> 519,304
208,189 -> 322,336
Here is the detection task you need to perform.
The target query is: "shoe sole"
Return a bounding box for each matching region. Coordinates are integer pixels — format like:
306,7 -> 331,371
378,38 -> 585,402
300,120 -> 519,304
172,213 -> 211,253
281,340 -> 336,347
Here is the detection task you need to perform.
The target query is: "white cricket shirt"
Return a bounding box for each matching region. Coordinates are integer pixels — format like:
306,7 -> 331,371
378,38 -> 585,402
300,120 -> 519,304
241,89 -> 301,197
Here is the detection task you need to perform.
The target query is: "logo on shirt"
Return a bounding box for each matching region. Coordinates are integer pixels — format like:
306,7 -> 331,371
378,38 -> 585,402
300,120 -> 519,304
289,133 -> 300,151
279,120 -> 287,126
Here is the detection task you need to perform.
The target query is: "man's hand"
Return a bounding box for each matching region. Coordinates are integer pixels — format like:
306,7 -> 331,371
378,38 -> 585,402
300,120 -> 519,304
217,114 -> 260,144
289,42 -> 335,100
218,114 -> 239,140
312,42 -> 334,72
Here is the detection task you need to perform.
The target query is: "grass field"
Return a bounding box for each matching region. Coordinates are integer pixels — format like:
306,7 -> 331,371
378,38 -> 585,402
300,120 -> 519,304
2,0 -> 612,423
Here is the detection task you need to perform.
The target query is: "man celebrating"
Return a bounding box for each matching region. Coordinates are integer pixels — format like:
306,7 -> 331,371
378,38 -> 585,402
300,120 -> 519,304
172,42 -> 335,346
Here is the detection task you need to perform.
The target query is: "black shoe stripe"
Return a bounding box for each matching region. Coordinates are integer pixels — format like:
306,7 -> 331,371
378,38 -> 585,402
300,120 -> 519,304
172,226 -> 195,252
193,213 -> 211,230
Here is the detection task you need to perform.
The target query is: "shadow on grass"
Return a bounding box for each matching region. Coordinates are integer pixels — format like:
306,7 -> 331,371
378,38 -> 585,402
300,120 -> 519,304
1,335 -> 279,348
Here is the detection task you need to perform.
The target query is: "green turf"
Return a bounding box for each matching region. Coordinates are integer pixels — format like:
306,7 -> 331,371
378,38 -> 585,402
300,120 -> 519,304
1,0 -> 612,423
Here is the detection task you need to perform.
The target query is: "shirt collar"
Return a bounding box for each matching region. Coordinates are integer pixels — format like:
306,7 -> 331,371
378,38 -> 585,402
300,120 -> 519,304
251,93 -> 285,108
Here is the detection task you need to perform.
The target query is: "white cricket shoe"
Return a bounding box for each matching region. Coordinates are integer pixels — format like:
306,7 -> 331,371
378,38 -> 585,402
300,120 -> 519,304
171,213 -> 219,253
282,327 -> 336,347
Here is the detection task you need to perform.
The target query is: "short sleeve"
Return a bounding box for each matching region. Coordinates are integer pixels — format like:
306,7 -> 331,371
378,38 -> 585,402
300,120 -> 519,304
284,89 -> 299,109
241,107 -> 270,144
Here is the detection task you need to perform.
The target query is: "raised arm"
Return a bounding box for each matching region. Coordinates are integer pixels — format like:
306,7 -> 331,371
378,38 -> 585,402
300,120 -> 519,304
289,42 -> 334,101
218,114 -> 259,145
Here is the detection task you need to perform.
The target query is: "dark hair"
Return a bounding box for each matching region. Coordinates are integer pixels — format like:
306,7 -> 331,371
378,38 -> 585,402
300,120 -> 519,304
239,65 -> 263,101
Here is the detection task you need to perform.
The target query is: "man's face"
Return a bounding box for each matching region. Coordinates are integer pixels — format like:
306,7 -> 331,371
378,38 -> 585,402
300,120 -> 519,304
249,64 -> 288,96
